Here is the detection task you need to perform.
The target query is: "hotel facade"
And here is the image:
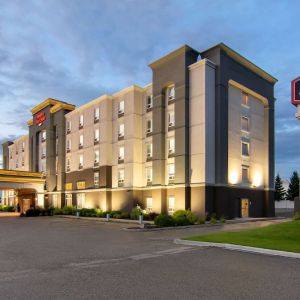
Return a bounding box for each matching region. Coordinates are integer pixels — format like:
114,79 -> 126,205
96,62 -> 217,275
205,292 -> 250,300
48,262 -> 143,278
2,43 -> 277,218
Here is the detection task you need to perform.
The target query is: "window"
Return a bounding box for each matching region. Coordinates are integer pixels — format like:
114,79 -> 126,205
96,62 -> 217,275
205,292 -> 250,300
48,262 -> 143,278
79,154 -> 83,169
94,150 -> 100,166
76,193 -> 85,209
52,195 -> 58,208
79,114 -> 84,128
146,95 -> 153,109
94,129 -> 100,143
118,100 -> 124,115
41,161 -> 46,173
94,172 -> 99,188
146,167 -> 152,185
118,169 -> 125,187
67,120 -> 71,133
65,193 -> 72,206
67,139 -> 71,152
146,143 -> 153,158
21,156 -> 24,167
168,196 -> 175,215
168,86 -> 175,102
242,142 -> 249,157
168,111 -> 175,128
94,107 -> 100,121
168,137 -> 175,155
146,119 -> 153,134
241,116 -> 249,132
22,142 -> 25,152
146,197 -> 153,212
16,159 -> 18,168
168,163 -> 175,183
41,130 -> 46,142
118,146 -> 124,161
242,92 -> 249,106
56,139 -> 58,156
242,166 -> 249,182
66,158 -> 70,172
55,158 -> 58,174
79,135 -> 84,148
118,123 -> 124,138
41,146 -> 46,159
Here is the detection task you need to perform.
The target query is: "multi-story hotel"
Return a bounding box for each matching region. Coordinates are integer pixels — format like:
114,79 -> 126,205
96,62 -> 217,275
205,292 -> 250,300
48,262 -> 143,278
1,43 -> 277,218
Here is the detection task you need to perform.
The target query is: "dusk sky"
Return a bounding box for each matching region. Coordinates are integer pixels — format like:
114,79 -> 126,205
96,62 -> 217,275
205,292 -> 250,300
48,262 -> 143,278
0,0 -> 299,179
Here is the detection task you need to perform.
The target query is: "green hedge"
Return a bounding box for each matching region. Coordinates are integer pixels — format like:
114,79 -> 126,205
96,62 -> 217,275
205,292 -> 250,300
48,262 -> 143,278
0,205 -> 15,212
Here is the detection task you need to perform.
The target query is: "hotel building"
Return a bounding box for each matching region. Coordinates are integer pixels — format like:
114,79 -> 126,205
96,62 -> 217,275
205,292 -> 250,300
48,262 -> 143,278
2,43 -> 277,218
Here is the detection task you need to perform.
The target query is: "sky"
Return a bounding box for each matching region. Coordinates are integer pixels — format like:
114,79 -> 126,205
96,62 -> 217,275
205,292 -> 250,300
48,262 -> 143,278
0,0 -> 299,179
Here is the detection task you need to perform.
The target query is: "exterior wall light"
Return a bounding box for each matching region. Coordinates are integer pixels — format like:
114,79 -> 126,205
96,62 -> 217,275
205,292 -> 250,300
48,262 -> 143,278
229,171 -> 238,185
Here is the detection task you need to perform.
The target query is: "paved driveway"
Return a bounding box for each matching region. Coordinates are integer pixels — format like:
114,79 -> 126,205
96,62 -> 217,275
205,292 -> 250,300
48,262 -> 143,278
0,217 -> 299,300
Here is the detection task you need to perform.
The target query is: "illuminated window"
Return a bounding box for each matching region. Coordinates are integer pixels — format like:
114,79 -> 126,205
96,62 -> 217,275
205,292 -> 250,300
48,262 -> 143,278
76,193 -> 85,209
168,111 -> 175,128
94,172 -> 99,188
79,135 -> 84,148
94,107 -> 100,121
79,154 -> 83,169
146,143 -> 153,158
94,129 -> 100,143
146,95 -> 153,109
66,158 -> 70,172
79,114 -> 84,127
146,167 -> 152,185
22,142 -> 25,152
146,197 -> 153,212
94,150 -> 100,165
241,116 -> 249,132
65,193 -> 72,206
118,100 -> 124,115
241,142 -> 249,157
146,119 -> 153,134
67,120 -> 71,133
118,169 -> 125,187
168,196 -> 175,215
242,92 -> 249,106
118,123 -> 124,138
168,86 -> 175,101
118,146 -> 124,161
41,130 -> 46,142
168,163 -> 175,183
168,137 -> 175,155
242,166 -> 249,182
67,139 -> 71,152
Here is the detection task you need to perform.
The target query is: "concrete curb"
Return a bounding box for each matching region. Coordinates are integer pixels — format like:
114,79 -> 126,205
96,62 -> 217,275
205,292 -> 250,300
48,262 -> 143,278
174,239 -> 300,259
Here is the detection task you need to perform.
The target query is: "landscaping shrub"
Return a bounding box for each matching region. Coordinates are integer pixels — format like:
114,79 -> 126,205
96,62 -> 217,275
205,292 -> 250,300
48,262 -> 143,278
62,206 -> 77,215
220,216 -> 226,223
144,212 -> 159,221
210,213 -> 218,224
293,212 -> 300,221
95,208 -> 103,217
196,216 -> 206,224
25,208 -> 41,217
172,210 -> 197,226
154,214 -> 175,227
80,208 -> 97,217
0,205 -> 15,212
110,210 -> 122,218
130,205 -> 143,220
53,207 -> 63,215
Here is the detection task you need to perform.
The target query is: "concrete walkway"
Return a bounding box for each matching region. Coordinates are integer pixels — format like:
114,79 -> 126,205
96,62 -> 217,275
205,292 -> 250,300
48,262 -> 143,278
0,212 -> 20,217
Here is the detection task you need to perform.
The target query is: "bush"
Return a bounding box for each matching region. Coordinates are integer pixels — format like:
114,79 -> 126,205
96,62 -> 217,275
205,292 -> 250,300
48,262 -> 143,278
0,205 -> 15,212
154,214 -> 175,227
53,207 -> 63,215
110,210 -> 122,218
80,208 -> 97,217
197,216 -> 206,224
25,208 -> 41,217
293,212 -> 300,221
220,216 -> 226,223
210,213 -> 218,224
62,206 -> 77,215
130,205 -> 143,220
144,212 -> 159,221
172,210 -> 197,226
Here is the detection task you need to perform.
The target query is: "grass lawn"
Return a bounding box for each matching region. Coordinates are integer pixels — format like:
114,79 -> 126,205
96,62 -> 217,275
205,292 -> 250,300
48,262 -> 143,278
184,221 -> 300,253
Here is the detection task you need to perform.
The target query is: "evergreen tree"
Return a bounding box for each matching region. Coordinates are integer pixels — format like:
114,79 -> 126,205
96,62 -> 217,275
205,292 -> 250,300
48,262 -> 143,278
274,173 -> 286,201
286,171 -> 299,201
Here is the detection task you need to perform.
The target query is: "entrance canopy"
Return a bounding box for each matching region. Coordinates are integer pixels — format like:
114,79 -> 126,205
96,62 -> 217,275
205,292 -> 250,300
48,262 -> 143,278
0,169 -> 45,193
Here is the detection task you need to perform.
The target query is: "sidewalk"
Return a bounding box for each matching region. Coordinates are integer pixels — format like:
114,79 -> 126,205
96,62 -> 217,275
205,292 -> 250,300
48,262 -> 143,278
0,212 -> 20,217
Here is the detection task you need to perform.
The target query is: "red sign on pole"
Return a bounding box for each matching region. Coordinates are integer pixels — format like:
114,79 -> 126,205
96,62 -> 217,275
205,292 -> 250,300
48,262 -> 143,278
291,76 -> 300,105
35,111 -> 46,126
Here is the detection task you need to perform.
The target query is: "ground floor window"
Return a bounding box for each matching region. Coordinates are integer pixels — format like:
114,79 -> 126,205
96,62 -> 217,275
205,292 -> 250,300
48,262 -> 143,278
65,193 -> 72,207
146,197 -> 153,212
76,193 -> 85,209
168,196 -> 175,215
52,194 -> 58,208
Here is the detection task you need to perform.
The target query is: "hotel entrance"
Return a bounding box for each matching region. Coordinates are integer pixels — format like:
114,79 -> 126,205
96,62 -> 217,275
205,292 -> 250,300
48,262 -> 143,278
241,198 -> 249,218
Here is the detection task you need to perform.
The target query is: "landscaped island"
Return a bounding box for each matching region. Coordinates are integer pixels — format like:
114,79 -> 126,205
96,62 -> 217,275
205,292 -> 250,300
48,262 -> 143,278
184,218 -> 300,253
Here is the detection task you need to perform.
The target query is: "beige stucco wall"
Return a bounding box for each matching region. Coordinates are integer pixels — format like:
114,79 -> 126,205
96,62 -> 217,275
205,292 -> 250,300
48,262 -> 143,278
8,135 -> 29,171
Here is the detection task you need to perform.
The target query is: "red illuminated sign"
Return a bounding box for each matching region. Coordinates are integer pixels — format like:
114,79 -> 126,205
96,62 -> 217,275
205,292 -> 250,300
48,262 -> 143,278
35,111 -> 46,126
291,76 -> 300,105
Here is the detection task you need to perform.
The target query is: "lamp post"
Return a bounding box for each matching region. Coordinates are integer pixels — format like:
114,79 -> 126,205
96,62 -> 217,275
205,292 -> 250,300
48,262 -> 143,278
291,76 -> 300,214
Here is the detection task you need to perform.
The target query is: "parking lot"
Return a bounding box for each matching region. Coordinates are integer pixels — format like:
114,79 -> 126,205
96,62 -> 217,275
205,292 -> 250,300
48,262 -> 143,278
0,217 -> 299,299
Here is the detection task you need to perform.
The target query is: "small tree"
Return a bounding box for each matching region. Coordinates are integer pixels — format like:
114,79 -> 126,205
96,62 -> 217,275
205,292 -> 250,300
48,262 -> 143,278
274,173 -> 286,201
286,171 -> 299,201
